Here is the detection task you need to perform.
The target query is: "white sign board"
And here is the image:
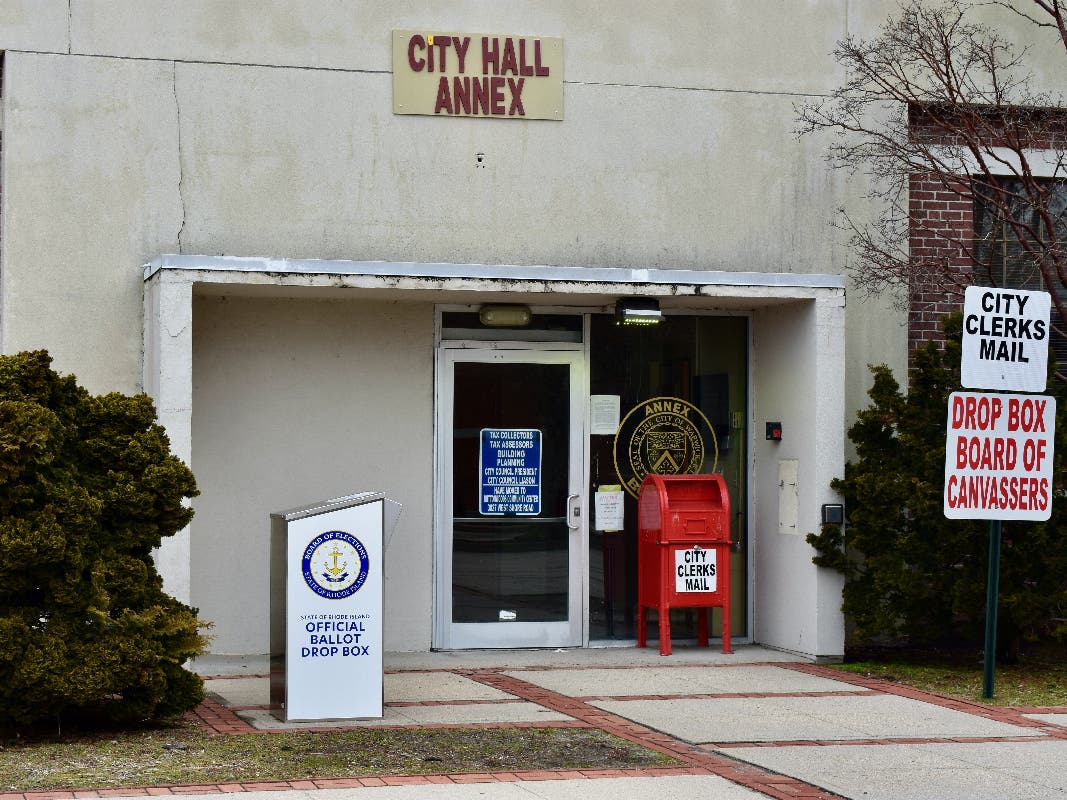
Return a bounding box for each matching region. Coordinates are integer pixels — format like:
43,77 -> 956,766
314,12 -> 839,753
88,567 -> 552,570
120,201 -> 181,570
590,395 -> 621,435
961,286 -> 1051,393
283,498 -> 384,720
594,487 -> 625,531
944,391 -> 1055,521
675,546 -> 717,592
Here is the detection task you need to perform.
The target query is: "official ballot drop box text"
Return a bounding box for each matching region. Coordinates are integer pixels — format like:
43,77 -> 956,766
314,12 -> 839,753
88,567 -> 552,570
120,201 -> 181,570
270,492 -> 398,721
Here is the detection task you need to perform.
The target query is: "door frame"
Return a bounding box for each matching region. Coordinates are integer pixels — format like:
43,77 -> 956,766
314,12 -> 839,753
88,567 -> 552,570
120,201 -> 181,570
433,339 -> 589,650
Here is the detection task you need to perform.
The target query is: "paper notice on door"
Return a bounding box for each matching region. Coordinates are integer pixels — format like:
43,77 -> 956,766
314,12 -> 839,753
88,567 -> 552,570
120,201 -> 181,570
590,395 -> 621,435
595,485 -> 625,532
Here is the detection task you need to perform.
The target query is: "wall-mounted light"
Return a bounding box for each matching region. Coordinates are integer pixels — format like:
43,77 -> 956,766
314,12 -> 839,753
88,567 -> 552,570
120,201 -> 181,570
615,297 -> 662,326
479,304 -> 532,327
766,421 -> 783,441
821,503 -> 845,525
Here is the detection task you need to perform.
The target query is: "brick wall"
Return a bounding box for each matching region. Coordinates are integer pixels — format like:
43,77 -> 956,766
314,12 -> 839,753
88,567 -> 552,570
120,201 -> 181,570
907,172 -> 972,350
907,104 -> 1067,354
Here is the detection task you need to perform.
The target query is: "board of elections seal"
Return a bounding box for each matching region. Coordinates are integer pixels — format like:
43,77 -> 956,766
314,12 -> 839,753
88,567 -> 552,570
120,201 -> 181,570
302,530 -> 371,599
614,397 -> 718,497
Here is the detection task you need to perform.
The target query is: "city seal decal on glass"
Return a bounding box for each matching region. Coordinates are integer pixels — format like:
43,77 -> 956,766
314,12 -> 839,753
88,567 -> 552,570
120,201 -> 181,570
614,397 -> 718,497
302,530 -> 371,600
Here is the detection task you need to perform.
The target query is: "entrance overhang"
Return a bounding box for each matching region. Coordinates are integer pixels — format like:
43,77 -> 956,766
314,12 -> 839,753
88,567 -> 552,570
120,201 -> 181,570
143,254 -> 846,660
144,254 -> 844,308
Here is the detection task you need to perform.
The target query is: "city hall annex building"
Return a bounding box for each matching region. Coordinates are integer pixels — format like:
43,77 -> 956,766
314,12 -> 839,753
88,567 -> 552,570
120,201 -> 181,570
1,0 -> 1002,662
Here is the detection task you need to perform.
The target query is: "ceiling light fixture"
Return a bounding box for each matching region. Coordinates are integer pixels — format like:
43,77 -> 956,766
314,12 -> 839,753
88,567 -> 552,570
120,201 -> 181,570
479,304 -> 532,327
615,297 -> 663,326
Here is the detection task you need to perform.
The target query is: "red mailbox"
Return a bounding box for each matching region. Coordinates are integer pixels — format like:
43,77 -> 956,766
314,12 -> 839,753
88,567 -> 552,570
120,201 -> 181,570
636,474 -> 732,656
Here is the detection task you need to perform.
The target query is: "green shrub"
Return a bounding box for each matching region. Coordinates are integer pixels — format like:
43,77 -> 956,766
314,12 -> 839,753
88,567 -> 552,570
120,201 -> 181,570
0,350 -> 207,726
808,316 -> 1067,653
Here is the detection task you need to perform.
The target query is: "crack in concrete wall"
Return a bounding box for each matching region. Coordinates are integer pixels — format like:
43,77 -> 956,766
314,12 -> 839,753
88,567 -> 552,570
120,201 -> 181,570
172,62 -> 185,253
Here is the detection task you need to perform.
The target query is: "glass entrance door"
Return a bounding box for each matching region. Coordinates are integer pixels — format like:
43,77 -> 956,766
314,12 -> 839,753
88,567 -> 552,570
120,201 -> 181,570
437,348 -> 585,649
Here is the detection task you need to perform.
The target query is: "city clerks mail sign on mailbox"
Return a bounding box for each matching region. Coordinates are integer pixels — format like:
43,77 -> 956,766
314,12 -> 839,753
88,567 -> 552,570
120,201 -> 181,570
392,30 -> 564,119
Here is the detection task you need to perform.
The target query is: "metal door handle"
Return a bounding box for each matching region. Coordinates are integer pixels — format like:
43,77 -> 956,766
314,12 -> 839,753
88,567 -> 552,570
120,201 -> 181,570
566,494 -> 581,530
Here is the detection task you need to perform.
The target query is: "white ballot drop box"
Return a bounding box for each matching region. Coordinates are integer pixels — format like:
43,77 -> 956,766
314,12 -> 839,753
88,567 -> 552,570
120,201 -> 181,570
270,492 -> 400,721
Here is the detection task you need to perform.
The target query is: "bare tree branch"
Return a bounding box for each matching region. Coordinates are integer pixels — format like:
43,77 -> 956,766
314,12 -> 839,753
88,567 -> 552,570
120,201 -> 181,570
978,0 -> 1067,53
796,0 -> 1067,376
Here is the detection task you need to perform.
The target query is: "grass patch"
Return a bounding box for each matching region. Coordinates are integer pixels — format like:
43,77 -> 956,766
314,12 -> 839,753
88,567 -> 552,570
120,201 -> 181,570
0,723 -> 679,791
827,642 -> 1067,706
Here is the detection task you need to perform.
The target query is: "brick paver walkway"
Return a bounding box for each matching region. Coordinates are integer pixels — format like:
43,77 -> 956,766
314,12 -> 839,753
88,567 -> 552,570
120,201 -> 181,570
5,662 -> 1066,800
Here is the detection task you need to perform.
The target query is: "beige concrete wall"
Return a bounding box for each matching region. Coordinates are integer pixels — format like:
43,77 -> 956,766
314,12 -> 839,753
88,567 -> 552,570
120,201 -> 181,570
750,296 -> 846,658
0,0 -> 886,392
67,1 -> 851,92
171,63 -> 846,274
1,51 -> 182,393
0,0 -> 68,52
191,294 -> 435,654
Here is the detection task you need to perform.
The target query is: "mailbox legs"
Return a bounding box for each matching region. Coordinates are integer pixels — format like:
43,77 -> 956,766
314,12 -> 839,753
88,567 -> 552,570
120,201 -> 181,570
636,604 -> 732,655
659,608 -> 673,656
720,554 -> 732,654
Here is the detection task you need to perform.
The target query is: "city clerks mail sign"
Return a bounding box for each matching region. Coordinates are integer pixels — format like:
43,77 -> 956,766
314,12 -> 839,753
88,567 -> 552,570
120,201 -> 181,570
392,30 -> 563,119
961,286 -> 1051,393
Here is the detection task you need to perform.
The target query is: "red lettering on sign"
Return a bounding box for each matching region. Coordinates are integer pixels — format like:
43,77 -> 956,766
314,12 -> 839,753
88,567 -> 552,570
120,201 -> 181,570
508,78 -> 525,115
534,40 -> 550,76
955,436 -> 1017,470
490,76 -> 506,115
408,35 -> 426,71
951,394 -> 1002,431
946,474 -> 1050,511
482,37 -> 499,74
1008,397 -> 1046,432
454,36 -> 471,73
1022,437 -> 1049,470
500,38 -> 518,75
519,39 -> 535,76
432,36 -> 453,71
471,77 -> 490,114
452,77 -> 471,114
434,76 -> 452,114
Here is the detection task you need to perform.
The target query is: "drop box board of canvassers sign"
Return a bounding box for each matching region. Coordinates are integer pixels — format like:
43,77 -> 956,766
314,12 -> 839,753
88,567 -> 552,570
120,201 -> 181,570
944,391 -> 1055,521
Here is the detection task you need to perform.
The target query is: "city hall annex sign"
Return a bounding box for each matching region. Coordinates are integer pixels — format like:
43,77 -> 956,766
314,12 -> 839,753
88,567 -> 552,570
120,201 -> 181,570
392,30 -> 563,120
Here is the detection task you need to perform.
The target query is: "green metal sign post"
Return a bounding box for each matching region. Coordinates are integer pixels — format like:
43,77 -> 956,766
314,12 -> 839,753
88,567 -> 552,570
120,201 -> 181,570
982,519 -> 1002,700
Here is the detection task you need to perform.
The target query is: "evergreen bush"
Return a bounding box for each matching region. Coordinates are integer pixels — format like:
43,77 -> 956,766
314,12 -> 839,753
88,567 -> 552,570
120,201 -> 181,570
0,350 -> 207,726
807,316 -> 1067,653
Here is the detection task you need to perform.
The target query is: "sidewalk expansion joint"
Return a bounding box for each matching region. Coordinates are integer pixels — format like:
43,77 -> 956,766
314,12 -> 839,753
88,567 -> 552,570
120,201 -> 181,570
462,668 -> 849,800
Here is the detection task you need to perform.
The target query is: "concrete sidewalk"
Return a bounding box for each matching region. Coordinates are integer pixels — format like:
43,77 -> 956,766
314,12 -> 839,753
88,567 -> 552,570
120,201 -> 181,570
18,646 -> 1067,800
191,645 -> 1067,800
